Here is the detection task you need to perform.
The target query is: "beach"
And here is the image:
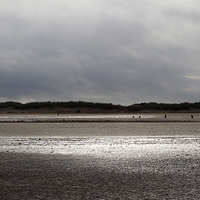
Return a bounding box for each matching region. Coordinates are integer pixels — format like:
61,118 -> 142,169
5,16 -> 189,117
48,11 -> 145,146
0,114 -> 200,199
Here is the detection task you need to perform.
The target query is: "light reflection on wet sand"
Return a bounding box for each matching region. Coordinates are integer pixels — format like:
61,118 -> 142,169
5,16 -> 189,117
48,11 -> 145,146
1,137 -> 200,159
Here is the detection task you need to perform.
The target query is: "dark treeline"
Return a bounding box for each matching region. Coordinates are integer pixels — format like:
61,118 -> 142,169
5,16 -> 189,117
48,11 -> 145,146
0,101 -> 200,112
0,101 -> 122,110
127,102 -> 200,111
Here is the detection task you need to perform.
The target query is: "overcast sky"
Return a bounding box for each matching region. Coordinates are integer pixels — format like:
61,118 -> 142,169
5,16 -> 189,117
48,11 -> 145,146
0,0 -> 200,105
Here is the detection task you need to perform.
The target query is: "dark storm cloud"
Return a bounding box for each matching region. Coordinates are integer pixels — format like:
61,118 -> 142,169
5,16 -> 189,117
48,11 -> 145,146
0,0 -> 200,104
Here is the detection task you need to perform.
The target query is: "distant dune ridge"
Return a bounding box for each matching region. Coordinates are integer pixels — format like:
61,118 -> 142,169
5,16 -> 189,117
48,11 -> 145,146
1,101 -> 200,114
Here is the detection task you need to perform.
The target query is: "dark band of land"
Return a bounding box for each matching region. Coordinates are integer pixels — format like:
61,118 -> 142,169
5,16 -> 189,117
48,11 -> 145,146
1,101 -> 200,114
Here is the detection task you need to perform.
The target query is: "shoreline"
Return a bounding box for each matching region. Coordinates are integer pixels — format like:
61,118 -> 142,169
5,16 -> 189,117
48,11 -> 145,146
0,120 -> 200,123
0,113 -> 200,123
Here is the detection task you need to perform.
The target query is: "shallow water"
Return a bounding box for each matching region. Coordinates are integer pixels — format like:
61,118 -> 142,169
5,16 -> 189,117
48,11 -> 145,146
0,114 -> 154,123
1,113 -> 200,123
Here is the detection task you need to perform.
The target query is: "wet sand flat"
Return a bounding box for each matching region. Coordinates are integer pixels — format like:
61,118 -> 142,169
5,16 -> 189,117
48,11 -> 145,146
1,136 -> 200,199
1,122 -> 200,137
0,121 -> 200,199
0,150 -> 200,199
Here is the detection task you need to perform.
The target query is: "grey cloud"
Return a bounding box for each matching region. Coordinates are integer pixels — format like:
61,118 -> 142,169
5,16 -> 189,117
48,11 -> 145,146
164,8 -> 200,23
0,1 -> 200,104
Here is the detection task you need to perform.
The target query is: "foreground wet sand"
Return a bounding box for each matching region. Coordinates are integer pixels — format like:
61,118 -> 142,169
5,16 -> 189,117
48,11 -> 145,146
1,151 -> 199,199
1,121 -> 200,199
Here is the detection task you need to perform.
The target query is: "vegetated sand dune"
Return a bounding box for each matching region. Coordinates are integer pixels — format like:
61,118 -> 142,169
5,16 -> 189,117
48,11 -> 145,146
1,104 -> 200,115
